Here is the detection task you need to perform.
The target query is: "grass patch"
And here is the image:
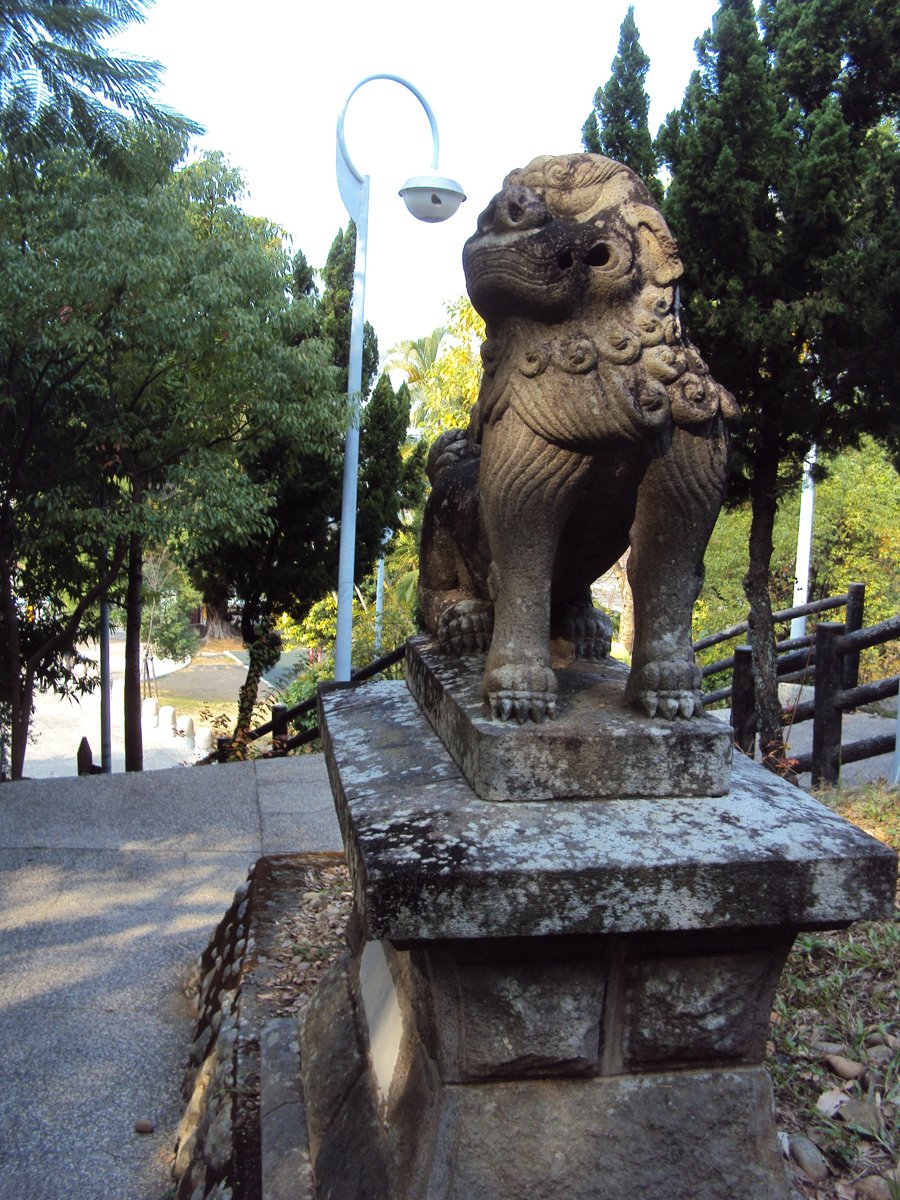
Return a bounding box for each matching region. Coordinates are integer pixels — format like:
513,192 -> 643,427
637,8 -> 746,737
153,691 -> 239,730
770,779 -> 900,1197
817,779 -> 900,857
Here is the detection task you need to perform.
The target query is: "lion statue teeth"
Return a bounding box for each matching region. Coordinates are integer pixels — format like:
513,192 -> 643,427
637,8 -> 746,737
418,154 -> 739,724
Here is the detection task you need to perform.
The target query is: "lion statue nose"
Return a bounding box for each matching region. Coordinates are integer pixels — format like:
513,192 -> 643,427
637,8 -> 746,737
478,184 -> 551,235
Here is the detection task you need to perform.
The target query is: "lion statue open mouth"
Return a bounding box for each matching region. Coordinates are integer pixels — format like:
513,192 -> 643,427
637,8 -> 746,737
418,153 -> 739,724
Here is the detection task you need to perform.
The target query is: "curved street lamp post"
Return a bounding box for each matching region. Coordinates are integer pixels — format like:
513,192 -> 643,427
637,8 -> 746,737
333,74 -> 465,681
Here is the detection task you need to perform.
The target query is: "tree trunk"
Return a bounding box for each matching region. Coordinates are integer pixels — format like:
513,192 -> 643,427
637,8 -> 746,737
611,554 -> 634,654
7,673 -> 34,782
203,597 -> 234,641
2,553 -> 28,781
124,527 -> 144,772
744,453 -> 787,771
2,539 -> 127,780
233,621 -> 281,747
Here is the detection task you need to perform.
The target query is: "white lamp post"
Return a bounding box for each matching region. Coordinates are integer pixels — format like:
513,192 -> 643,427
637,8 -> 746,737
333,74 -> 465,681
790,445 -> 817,641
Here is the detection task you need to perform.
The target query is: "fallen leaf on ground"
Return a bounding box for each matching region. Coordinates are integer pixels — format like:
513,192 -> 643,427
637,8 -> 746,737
837,1097 -> 883,1138
816,1089 -> 849,1118
825,1054 -> 866,1080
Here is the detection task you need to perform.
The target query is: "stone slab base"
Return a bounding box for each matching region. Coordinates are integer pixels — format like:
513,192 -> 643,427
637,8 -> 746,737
430,1069 -> 788,1200
405,635 -> 733,799
317,680 -> 897,943
307,676 -> 896,1200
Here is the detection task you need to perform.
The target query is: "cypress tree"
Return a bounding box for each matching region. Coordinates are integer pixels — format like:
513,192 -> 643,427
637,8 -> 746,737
582,6 -> 662,202
657,0 -> 900,768
320,222 -> 379,398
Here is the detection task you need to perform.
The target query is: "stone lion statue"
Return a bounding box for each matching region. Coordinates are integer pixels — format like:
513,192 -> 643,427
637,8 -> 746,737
418,153 -> 739,723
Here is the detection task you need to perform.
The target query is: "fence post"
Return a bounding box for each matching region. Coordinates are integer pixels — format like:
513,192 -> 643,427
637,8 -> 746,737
811,622 -> 844,788
731,645 -> 756,756
272,703 -> 288,755
842,582 -> 865,689
217,736 -> 231,764
77,737 -> 102,775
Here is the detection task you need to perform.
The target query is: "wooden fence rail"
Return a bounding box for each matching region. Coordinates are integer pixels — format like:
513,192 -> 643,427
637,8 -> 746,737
691,590 -> 857,653
210,643 -> 406,763
696,584 -> 899,784
790,617 -> 900,786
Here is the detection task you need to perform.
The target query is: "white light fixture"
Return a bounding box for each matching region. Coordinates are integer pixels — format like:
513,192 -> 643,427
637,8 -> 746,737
399,170 -> 466,223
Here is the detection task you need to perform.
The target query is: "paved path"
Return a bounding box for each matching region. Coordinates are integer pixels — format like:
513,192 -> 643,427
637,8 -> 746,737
0,756 -> 341,1200
707,707 -> 898,788
21,635 -> 306,780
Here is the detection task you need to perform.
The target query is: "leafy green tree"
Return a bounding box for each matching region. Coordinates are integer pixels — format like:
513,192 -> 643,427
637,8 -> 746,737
809,440 -> 900,681
695,438 -> 900,685
184,352 -> 423,740
190,222 -> 427,740
385,327 -> 449,388
582,5 -> 662,203
140,548 -> 200,665
0,134 -> 339,778
657,0 -> 900,765
287,554 -> 417,684
0,0 -> 200,159
356,373 -> 425,581
398,298 -> 485,442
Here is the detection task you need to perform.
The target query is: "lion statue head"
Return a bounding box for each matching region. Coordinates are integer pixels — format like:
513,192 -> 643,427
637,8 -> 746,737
463,154 -> 739,452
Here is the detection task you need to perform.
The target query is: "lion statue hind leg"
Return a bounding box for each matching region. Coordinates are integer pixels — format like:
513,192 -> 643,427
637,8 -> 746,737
552,598 -> 614,663
418,432 -> 494,656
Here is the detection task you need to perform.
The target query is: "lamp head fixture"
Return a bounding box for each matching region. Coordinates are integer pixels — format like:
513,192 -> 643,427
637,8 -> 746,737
399,170 -> 466,223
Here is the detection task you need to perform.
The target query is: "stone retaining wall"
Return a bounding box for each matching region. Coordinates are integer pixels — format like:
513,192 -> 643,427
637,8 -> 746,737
173,854 -> 343,1200
174,868 -> 256,1200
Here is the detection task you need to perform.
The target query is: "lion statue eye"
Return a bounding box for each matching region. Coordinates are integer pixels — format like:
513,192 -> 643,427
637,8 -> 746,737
582,236 -> 633,279
584,243 -> 611,267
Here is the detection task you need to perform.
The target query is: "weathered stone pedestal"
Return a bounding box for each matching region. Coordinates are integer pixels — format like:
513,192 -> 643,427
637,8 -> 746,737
301,650 -> 897,1200
405,636 -> 734,799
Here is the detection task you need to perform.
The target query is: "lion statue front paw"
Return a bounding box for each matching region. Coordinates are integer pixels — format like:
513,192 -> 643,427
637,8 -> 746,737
626,660 -> 703,720
486,663 -> 557,724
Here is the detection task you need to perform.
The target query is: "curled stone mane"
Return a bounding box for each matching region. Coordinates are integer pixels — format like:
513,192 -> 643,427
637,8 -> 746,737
506,153 -> 651,221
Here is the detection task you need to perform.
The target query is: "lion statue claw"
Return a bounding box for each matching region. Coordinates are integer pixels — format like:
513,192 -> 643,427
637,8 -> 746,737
627,660 -> 705,720
418,154 -> 738,723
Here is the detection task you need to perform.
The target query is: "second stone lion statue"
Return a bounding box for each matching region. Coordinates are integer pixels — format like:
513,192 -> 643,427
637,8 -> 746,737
418,153 -> 740,724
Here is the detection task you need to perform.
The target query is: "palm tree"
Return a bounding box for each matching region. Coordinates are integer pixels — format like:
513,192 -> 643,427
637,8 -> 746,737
385,326 -> 449,389
0,0 -> 201,154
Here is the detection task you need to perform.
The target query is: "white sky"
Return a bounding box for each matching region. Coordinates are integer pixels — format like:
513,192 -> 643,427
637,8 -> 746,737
116,0 -> 719,355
